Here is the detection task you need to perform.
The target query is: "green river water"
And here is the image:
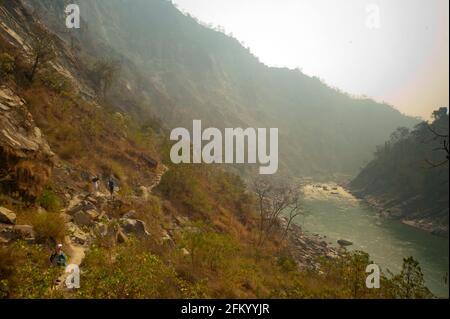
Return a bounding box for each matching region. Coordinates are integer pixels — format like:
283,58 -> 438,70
295,185 -> 449,298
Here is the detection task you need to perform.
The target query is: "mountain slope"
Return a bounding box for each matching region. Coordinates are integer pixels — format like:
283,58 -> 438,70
350,108 -> 449,236
0,0 -> 435,299
26,0 -> 418,178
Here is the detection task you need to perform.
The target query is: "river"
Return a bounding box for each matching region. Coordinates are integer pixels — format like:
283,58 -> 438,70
295,183 -> 449,298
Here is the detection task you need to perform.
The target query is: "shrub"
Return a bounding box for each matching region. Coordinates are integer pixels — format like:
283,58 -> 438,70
36,189 -> 62,212
0,241 -> 60,299
77,240 -> 200,298
387,256 -> 433,299
118,183 -> 134,198
180,223 -> 239,272
0,52 -> 15,80
37,70 -> 73,95
158,166 -> 212,215
277,254 -> 298,273
31,211 -> 66,244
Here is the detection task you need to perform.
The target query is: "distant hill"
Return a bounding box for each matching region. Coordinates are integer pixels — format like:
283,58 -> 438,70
350,108 -> 449,236
26,0 -> 417,178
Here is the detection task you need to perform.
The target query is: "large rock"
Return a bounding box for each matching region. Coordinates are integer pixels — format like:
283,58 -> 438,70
119,218 -> 150,239
0,224 -> 35,243
67,222 -> 89,245
0,224 -> 14,243
0,206 -> 16,224
85,209 -> 100,221
0,87 -> 54,199
67,200 -> 96,216
72,211 -> 95,228
13,225 -> 35,242
337,239 -> 353,247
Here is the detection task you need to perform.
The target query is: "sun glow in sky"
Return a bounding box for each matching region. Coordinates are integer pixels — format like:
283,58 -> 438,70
172,0 -> 449,120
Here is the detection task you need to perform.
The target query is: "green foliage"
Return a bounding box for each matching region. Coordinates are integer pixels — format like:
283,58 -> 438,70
77,240 -> 204,298
36,189 -> 62,212
158,165 -> 212,215
0,52 -> 15,80
351,108 -> 449,229
37,70 -> 74,95
277,254 -> 298,273
387,256 -> 433,299
118,183 -> 134,198
181,223 -> 239,272
316,250 -> 379,298
90,59 -> 121,96
30,211 -> 66,244
0,241 -> 60,299
27,31 -> 55,83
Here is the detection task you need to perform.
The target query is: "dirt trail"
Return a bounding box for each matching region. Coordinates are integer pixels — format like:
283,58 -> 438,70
53,165 -> 169,291
65,236 -> 85,265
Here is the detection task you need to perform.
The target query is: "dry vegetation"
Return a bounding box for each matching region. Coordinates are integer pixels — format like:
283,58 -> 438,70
0,17 -> 433,299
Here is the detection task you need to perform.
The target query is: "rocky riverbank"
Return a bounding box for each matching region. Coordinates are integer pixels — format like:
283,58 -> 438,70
280,216 -> 340,271
347,189 -> 449,238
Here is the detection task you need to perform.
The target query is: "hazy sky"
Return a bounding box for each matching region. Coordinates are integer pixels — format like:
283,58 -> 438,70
173,0 -> 449,120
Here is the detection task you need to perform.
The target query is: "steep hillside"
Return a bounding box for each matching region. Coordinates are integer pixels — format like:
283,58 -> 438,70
0,0 -> 434,299
25,0 -> 418,178
350,108 -> 449,236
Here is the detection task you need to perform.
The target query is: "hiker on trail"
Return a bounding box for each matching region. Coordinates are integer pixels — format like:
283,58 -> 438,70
91,175 -> 100,193
108,179 -> 115,198
50,244 -> 67,267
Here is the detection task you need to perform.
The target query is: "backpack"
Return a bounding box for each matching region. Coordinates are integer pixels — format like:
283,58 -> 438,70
50,253 -> 57,263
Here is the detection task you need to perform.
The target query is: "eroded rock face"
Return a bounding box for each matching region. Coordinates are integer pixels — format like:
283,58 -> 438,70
0,206 -> 16,224
0,224 -> 36,243
120,218 -> 150,239
0,87 -> 55,199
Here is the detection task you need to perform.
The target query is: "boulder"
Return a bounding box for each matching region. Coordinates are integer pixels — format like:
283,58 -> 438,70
13,225 -> 35,242
66,203 -> 83,215
67,222 -> 88,245
0,206 -> 16,224
72,211 -> 95,228
85,209 -> 100,221
67,200 -> 96,215
0,224 -> 14,243
337,239 -> 353,247
0,224 -> 35,243
119,218 -> 150,239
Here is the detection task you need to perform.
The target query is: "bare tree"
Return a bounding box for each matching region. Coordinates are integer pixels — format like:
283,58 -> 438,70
281,193 -> 303,241
253,177 -> 302,245
27,32 -> 54,83
91,59 -> 121,98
